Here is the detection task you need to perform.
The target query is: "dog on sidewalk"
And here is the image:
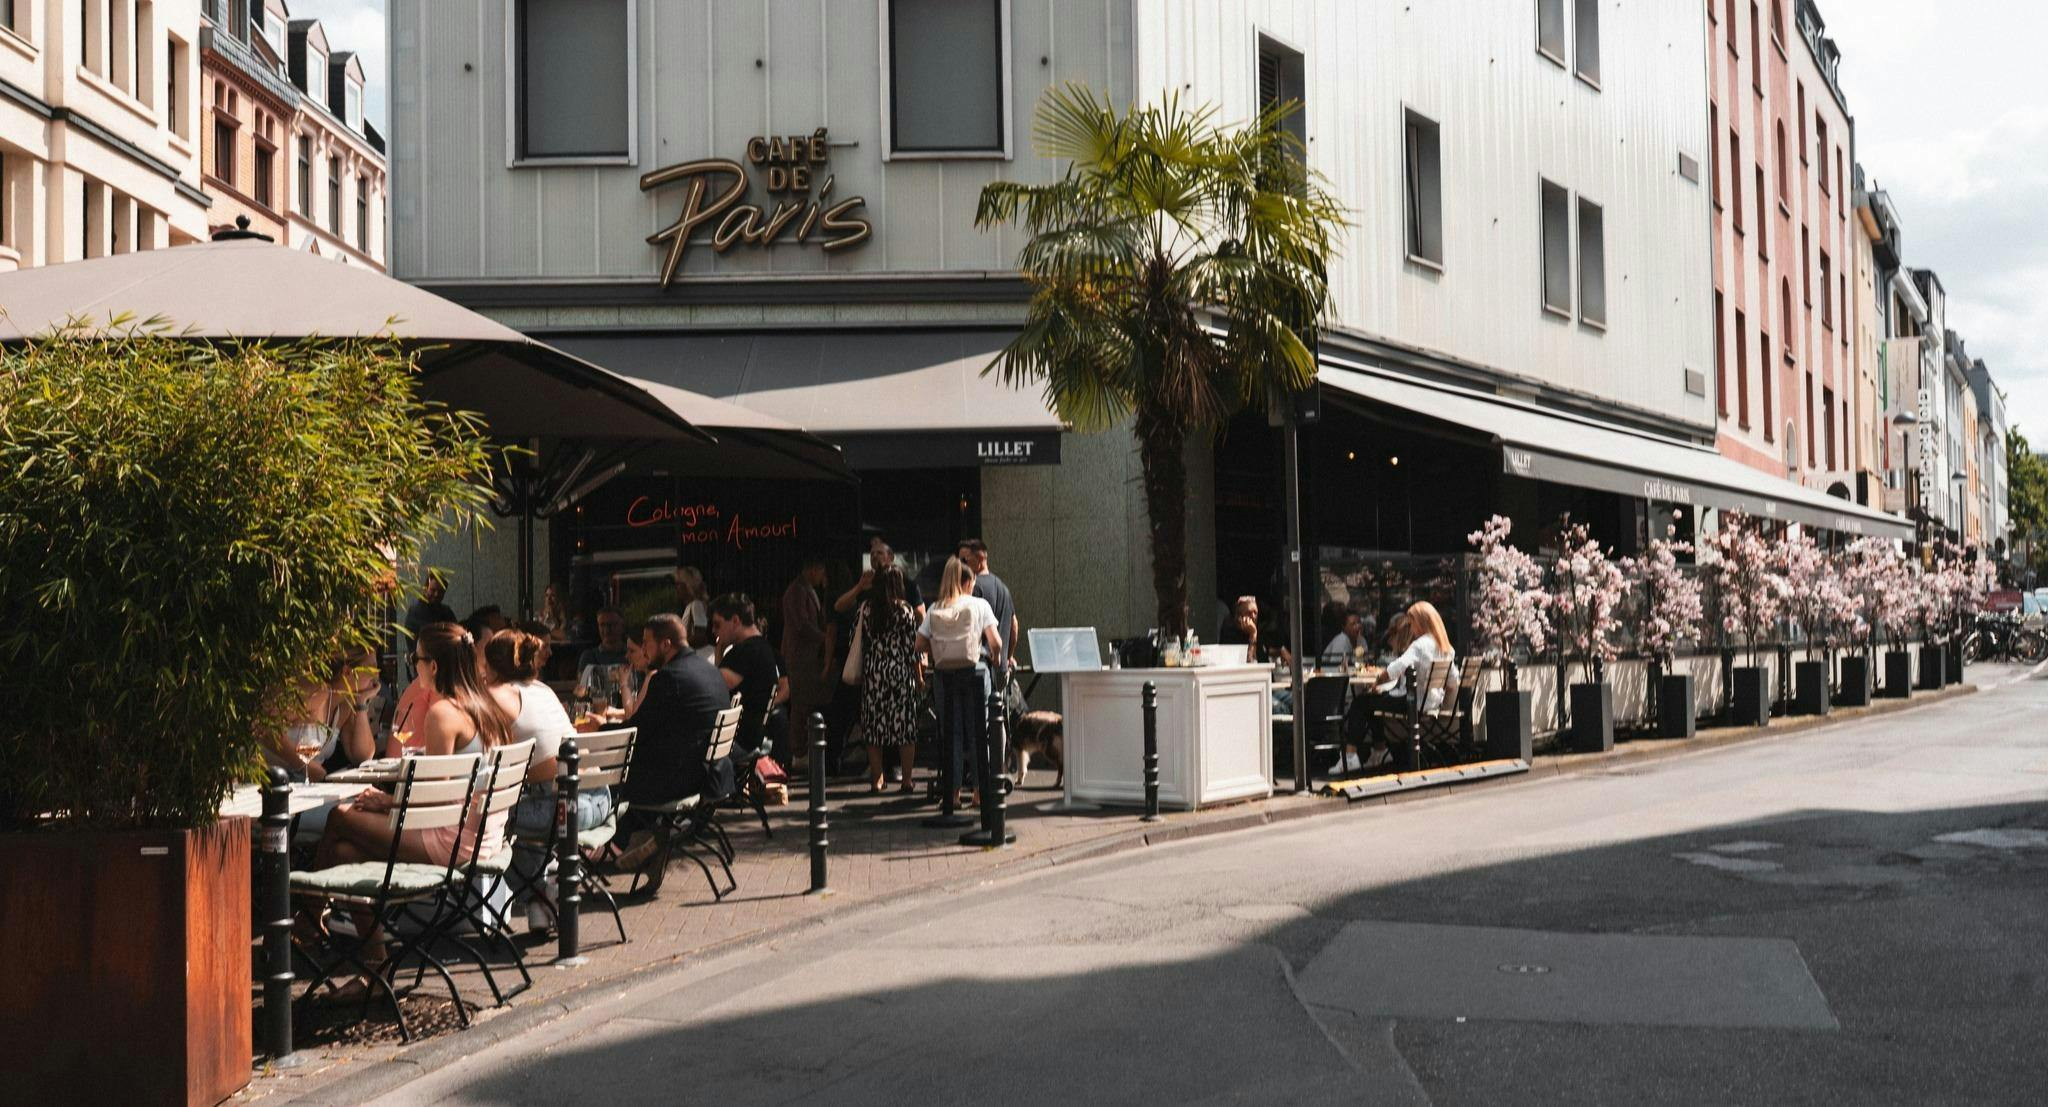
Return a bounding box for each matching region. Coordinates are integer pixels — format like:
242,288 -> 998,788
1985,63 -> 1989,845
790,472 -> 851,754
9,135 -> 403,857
1008,710 -> 1065,788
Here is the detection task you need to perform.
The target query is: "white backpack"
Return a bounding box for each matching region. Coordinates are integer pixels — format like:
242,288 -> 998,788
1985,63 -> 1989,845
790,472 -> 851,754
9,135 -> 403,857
928,602 -> 982,671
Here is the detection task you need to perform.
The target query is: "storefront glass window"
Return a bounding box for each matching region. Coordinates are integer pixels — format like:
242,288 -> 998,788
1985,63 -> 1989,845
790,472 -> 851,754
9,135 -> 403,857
516,0 -> 632,161
887,0 -> 1005,154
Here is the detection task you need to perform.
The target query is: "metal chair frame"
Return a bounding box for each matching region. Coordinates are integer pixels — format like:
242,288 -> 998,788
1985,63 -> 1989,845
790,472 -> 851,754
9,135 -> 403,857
411,739 -> 537,1007
628,704 -> 742,901
507,726 -> 639,947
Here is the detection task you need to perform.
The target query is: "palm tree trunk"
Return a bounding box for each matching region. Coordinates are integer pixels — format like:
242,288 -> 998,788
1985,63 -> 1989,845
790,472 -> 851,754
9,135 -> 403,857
1134,399 -> 1190,637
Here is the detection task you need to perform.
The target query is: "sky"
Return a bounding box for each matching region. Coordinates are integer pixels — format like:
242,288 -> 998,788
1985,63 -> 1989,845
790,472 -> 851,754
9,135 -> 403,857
299,1 -> 2044,444
1821,1 -> 2048,446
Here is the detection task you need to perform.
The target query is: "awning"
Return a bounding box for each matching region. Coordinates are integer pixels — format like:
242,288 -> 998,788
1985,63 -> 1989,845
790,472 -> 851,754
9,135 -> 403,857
550,328 -> 1063,440
1318,363 -> 1914,541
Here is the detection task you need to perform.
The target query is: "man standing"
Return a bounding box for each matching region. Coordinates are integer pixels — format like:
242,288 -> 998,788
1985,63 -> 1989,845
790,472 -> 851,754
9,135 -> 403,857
958,539 -> 1017,671
780,557 -> 831,769
711,593 -> 789,765
611,613 -> 733,891
834,536 -> 926,622
402,571 -> 456,641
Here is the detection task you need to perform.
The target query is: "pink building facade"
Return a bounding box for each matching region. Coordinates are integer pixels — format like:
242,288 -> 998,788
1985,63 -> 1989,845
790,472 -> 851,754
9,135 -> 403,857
1707,0 -> 1860,490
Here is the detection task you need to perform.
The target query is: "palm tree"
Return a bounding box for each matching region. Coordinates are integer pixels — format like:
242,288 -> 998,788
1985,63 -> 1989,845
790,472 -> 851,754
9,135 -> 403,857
976,85 -> 1345,636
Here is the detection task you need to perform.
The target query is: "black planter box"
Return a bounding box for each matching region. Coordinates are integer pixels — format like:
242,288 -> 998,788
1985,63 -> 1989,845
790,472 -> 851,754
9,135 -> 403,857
1918,644 -> 1946,690
1569,682 -> 1614,752
1485,689 -> 1533,762
1837,656 -> 1872,707
1946,643 -> 1964,684
1657,673 -> 1696,738
1793,660 -> 1830,716
1731,666 -> 1772,728
1882,651 -> 1913,698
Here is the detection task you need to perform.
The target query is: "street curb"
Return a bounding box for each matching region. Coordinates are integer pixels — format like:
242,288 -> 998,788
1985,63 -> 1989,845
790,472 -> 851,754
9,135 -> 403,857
274,676 -> 1987,1104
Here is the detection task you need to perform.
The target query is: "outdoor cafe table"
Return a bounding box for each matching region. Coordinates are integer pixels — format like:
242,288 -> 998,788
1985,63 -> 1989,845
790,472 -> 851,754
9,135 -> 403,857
219,780 -> 364,820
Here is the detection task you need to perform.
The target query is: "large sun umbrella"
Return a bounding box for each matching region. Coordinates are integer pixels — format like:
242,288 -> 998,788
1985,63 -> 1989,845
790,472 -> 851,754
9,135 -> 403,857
0,240 -> 853,611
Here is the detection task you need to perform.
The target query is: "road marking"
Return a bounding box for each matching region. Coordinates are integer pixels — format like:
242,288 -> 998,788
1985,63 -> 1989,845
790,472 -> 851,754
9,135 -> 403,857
1673,851 -> 1785,873
1707,840 -> 1782,854
1933,828 -> 2048,849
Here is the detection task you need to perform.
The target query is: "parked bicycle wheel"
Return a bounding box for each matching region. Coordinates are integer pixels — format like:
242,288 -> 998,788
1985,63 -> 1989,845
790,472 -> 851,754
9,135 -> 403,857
2015,630 -> 2048,664
1962,632 -> 1986,663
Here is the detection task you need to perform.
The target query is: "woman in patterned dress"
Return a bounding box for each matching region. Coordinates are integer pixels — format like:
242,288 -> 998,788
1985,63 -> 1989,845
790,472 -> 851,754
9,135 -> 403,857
857,566 -> 923,793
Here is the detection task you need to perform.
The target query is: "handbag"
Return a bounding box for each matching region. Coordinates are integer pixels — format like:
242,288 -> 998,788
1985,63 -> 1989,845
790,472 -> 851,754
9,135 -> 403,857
841,614 -> 865,685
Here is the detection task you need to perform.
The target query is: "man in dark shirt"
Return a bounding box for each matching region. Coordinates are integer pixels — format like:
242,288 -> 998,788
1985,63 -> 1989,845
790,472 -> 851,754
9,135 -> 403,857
833,536 -> 926,621
401,572 -> 456,641
959,538 -> 1017,669
711,593 -> 788,761
613,614 -> 734,885
575,606 -> 629,673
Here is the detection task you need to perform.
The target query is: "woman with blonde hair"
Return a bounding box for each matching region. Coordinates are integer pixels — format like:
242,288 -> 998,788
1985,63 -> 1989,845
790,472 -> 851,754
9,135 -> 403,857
1334,602 -> 1455,775
675,566 -> 715,658
918,556 -> 1004,808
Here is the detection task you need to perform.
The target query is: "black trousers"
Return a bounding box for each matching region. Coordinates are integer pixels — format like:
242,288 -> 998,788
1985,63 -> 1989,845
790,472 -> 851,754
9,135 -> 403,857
1344,691 -> 1410,746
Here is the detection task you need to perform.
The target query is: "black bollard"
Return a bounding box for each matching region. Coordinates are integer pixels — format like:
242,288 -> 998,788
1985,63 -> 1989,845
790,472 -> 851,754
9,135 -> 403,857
961,676 -> 1015,848
257,768 -> 301,1068
555,737 -> 585,965
808,712 -> 831,894
922,675 -> 978,829
1141,680 -> 1161,822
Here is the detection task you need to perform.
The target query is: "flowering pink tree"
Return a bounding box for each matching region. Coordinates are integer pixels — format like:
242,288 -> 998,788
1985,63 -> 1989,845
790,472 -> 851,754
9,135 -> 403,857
1698,511 -> 1785,666
1547,517 -> 1633,685
1467,515 -> 1550,688
1622,534 -> 1702,668
1777,529 -> 1829,649
1844,538 -> 1908,652
1816,554 -> 1866,651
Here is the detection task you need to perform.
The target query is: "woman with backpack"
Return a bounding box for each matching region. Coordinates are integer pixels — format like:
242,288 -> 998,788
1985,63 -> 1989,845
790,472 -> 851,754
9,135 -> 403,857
919,556 -> 1004,808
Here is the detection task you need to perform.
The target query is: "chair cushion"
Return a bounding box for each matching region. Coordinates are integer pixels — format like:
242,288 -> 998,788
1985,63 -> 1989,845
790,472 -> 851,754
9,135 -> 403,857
470,849 -> 512,875
637,794 -> 700,815
290,861 -> 450,898
578,822 -> 617,850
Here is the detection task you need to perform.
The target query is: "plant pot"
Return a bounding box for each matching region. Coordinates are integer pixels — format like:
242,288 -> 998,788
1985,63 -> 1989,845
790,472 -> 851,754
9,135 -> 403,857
1569,682 -> 1614,752
1946,643 -> 1964,684
1657,673 -> 1696,739
1837,656 -> 1872,707
1882,650 -> 1913,698
1,819 -> 252,1106
1793,660 -> 1831,716
1484,688 -> 1533,762
1918,644 -> 1946,690
1731,666 -> 1772,728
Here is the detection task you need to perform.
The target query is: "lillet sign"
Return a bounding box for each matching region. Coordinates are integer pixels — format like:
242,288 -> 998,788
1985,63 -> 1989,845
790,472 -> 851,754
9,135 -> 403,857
640,127 -> 873,287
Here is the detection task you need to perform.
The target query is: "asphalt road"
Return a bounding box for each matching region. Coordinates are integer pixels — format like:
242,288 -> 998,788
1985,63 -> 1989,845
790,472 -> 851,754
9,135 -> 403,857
382,668 -> 2048,1106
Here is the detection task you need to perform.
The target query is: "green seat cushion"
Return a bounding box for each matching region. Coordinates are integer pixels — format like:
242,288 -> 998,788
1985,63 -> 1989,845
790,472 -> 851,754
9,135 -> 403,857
637,794 -> 700,815
290,861 -> 451,898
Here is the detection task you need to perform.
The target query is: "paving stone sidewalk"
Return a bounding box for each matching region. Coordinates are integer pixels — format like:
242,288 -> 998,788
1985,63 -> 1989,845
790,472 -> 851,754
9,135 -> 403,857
242,669 -> 2010,1104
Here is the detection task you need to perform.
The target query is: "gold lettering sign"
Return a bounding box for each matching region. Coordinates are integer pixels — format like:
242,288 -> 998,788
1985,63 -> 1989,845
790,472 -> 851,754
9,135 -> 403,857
641,126 -> 872,287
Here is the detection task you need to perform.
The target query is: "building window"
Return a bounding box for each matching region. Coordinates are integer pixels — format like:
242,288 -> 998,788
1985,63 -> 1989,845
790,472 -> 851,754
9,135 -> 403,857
327,155 -> 340,234
1771,0 -> 1785,42
1806,374 -> 1817,467
345,83 -> 363,132
1714,290 -> 1728,416
1836,148 -> 1846,217
1749,3 -> 1762,90
253,142 -> 273,208
1709,104 -> 1720,207
296,136 -> 312,214
1775,121 -> 1787,201
1753,166 -> 1766,257
1816,117 -> 1830,191
1761,331 -> 1774,440
167,35 -> 189,139
356,175 -> 368,252
1801,226 -> 1811,303
884,0 -> 1007,157
1797,83 -> 1807,164
1820,251 -> 1833,328
1730,133 -> 1743,232
1403,110 -> 1443,268
213,117 -> 235,184
1725,0 -> 1737,52
510,0 -> 633,162
135,2 -> 156,107
1824,386 -> 1837,469
1781,279 -> 1795,352
1576,196 -> 1605,328
1736,309 -> 1750,427
1573,0 -> 1600,85
111,0 -> 131,91
1537,0 -> 1566,65
1257,36 -> 1308,161
1540,178 -> 1572,316
305,45 -> 325,105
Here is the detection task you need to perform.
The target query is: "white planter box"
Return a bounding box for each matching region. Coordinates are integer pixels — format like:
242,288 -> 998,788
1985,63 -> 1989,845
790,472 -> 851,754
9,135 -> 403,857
1061,664 -> 1274,811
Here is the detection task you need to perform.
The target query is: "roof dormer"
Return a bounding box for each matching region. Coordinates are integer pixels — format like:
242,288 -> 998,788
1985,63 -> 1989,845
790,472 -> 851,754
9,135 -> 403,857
331,51 -> 366,132
289,18 -> 330,106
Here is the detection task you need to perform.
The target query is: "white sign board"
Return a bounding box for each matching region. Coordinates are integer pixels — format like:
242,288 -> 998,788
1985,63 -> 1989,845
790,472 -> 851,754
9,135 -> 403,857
1027,627 -> 1103,673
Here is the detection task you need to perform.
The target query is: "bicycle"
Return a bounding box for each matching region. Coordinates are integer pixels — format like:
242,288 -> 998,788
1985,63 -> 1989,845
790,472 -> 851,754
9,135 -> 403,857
1961,612 -> 2048,664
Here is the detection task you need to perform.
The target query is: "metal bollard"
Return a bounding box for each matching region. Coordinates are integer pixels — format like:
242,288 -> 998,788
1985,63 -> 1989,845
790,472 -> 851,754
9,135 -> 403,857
808,712 -> 830,894
1141,680 -> 1161,822
961,678 -> 1015,848
258,768 -> 301,1068
555,737 -> 585,965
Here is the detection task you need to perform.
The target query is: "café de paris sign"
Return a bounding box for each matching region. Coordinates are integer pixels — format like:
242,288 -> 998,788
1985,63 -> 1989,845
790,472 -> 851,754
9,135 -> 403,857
640,127 -> 872,287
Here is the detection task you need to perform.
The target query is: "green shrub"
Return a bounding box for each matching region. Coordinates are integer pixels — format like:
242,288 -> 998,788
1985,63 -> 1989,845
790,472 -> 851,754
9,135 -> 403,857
0,330 -> 497,829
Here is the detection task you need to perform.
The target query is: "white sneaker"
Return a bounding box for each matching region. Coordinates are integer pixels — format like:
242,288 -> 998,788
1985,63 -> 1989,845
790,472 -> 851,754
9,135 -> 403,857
1343,751 -> 1363,773
1327,754 -> 1350,775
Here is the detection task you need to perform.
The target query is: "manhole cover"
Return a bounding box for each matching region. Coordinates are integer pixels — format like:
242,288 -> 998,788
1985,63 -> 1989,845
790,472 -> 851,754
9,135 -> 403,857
1497,963 -> 1551,975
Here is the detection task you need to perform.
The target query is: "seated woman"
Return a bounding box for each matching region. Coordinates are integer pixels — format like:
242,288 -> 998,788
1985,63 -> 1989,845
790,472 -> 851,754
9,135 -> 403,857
306,623 -> 517,981
485,629 -> 614,928
1335,603 -> 1455,774
263,645 -> 381,784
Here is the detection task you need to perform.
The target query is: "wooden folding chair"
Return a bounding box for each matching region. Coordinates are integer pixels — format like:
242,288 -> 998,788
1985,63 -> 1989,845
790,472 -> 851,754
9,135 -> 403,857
507,726 -> 639,946
419,739 -> 536,1007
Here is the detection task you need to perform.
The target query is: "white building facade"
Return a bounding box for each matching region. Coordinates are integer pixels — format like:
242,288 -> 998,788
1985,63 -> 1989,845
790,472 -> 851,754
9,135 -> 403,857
390,0 -> 1907,639
0,1 -> 210,271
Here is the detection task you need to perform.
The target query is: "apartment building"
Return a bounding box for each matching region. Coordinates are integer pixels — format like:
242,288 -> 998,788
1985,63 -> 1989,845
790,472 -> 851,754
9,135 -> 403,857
390,0 -> 1908,635
1707,0 -> 1861,493
0,1 -> 209,271
1968,361 -> 2009,556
